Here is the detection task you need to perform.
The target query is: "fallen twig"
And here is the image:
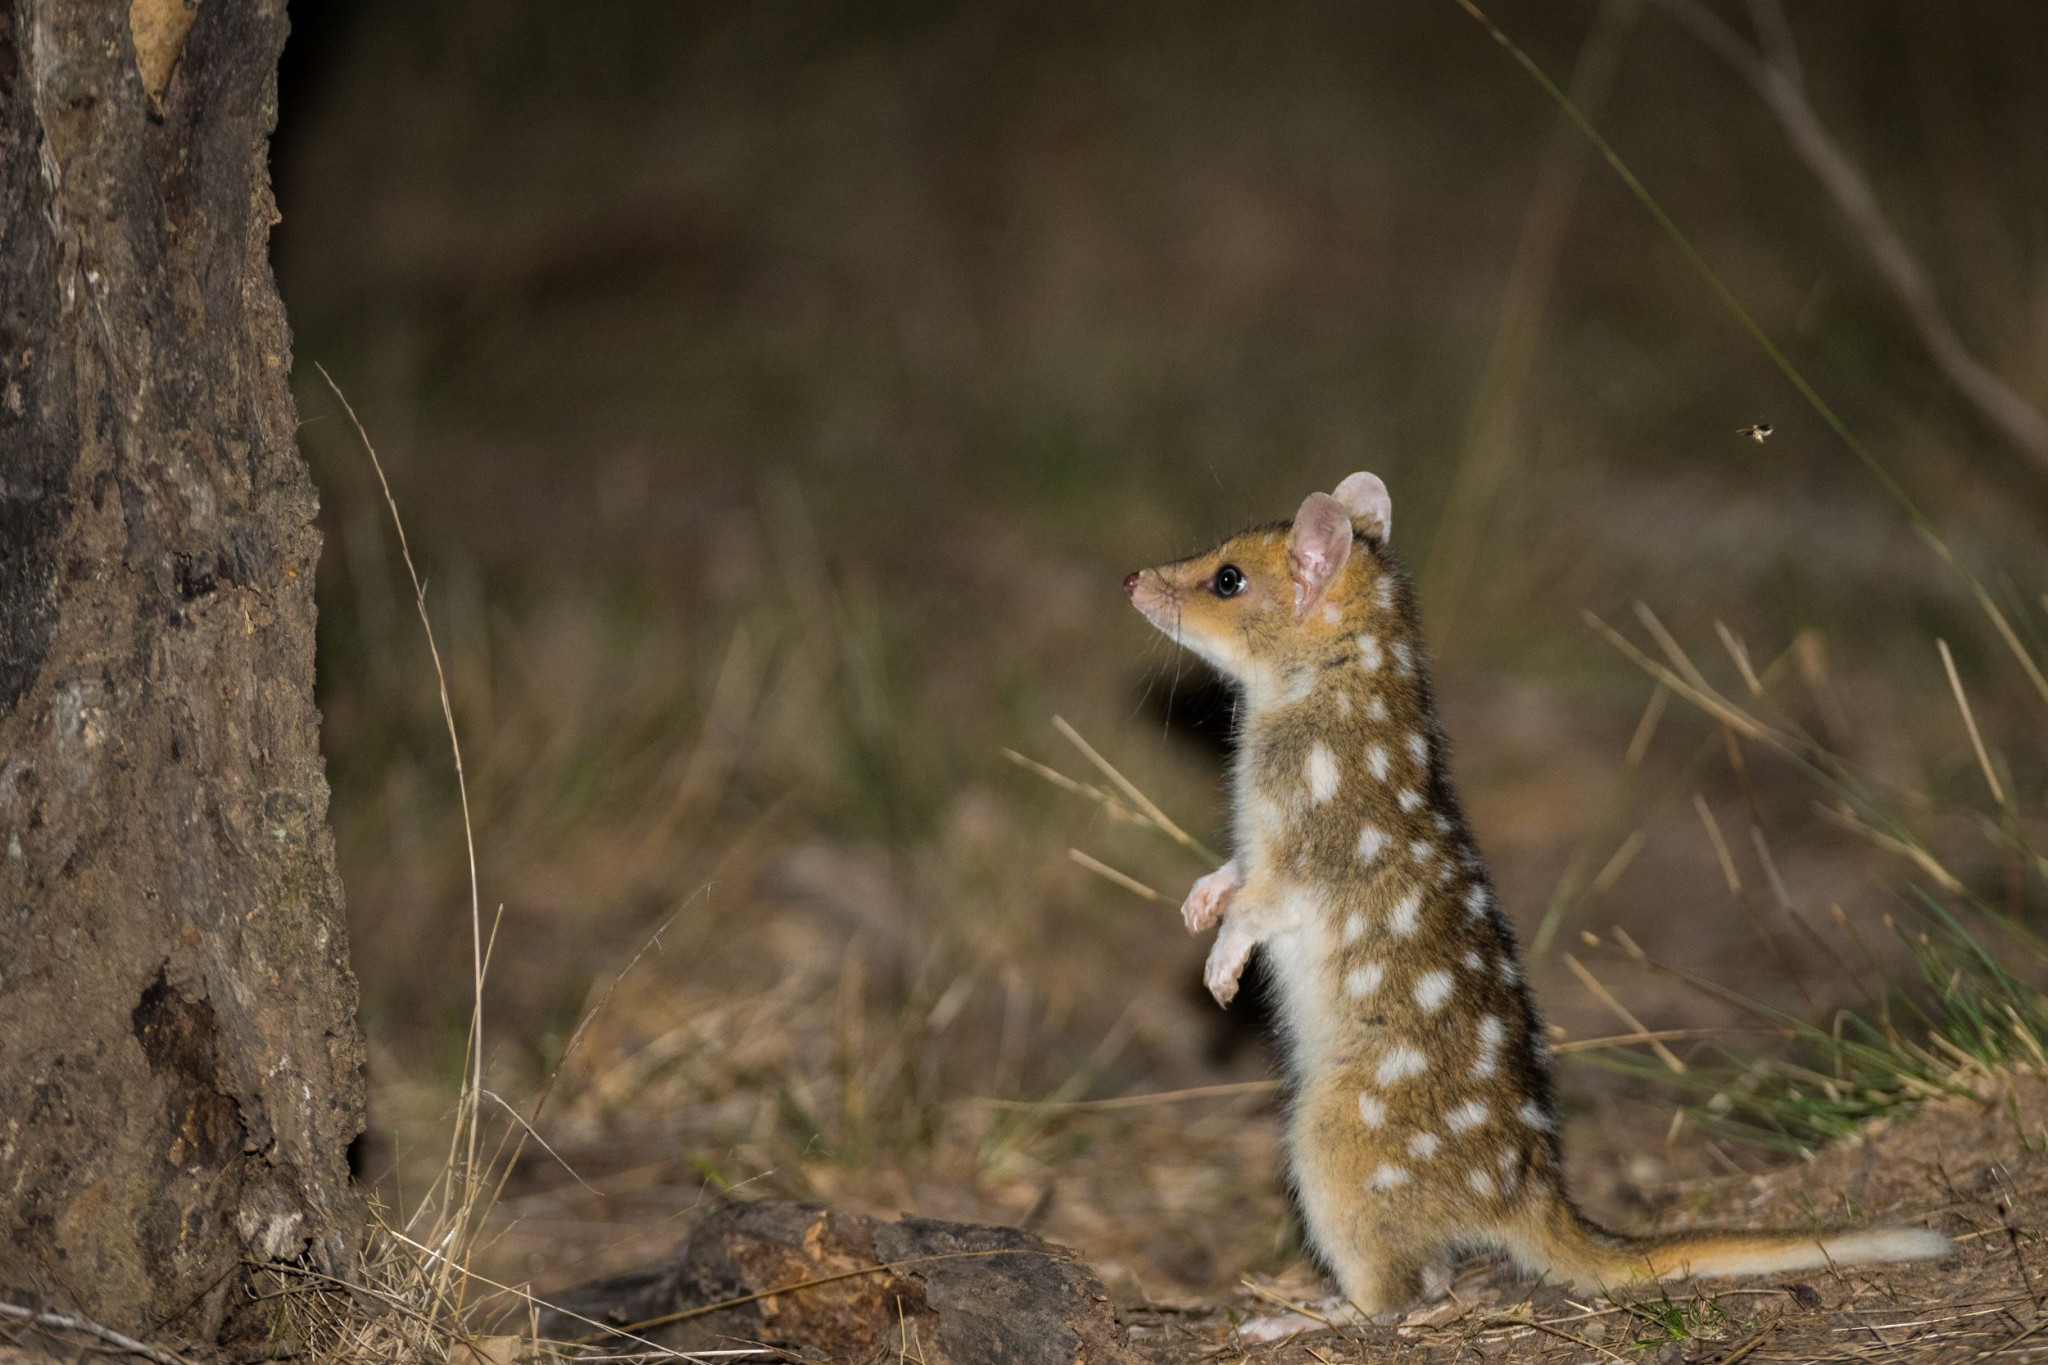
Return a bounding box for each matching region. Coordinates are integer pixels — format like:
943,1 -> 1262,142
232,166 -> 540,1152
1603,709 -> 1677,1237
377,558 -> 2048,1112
0,1301 -> 196,1365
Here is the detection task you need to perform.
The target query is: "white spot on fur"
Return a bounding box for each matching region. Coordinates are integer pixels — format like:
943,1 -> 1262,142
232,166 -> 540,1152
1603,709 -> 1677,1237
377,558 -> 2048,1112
1462,949 -> 1482,970
1366,744 -> 1390,781
1433,813 -> 1452,834
1344,963 -> 1385,999
1407,733 -> 1429,765
1498,954 -> 1522,985
1467,1169 -> 1496,1197
1396,788 -> 1423,812
1445,1100 -> 1490,1132
1357,1093 -> 1385,1128
1368,1163 -> 1410,1191
1436,864 -> 1454,884
1517,1100 -> 1554,1131
1407,1132 -> 1440,1159
1321,603 -> 1343,625
1498,1147 -> 1523,1195
1367,697 -> 1388,721
1409,838 -> 1434,865
1471,1016 -> 1505,1078
1342,912 -> 1366,945
1357,634 -> 1383,673
1335,691 -> 1353,717
1375,578 -> 1394,611
1388,891 -> 1422,936
1392,640 -> 1414,675
1358,824 -> 1386,863
1463,885 -> 1492,919
1376,1045 -> 1428,1085
1305,743 -> 1339,804
1413,970 -> 1454,1013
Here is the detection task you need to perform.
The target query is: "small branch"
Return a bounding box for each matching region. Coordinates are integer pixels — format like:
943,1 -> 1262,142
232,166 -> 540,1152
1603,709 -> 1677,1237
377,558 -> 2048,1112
0,1302 -> 196,1365
1648,0 -> 2048,472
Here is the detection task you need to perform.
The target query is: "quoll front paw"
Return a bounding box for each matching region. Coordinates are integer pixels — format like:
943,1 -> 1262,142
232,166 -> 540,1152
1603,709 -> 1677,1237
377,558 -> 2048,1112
1204,956 -> 1242,1007
1203,930 -> 1253,1007
1181,861 -> 1241,934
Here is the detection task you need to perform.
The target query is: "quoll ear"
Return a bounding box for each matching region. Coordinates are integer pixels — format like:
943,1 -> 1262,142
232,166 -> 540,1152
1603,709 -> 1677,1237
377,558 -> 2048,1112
1332,471 -> 1392,542
1287,492 -> 1354,619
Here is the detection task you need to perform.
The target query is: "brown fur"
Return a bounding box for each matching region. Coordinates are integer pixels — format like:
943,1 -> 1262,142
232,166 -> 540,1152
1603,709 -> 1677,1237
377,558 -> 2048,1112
1124,475 -> 1951,1319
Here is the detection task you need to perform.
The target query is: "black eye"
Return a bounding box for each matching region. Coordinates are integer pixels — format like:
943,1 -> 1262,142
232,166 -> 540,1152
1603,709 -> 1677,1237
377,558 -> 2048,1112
1213,565 -> 1246,598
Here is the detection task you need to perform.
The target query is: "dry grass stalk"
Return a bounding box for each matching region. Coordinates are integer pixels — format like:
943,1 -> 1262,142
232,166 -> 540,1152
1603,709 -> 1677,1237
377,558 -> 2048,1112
1051,715 -> 1216,860
292,373 -> 579,1365
1563,953 -> 1685,1074
1936,639 -> 2006,809
1067,847 -> 1162,901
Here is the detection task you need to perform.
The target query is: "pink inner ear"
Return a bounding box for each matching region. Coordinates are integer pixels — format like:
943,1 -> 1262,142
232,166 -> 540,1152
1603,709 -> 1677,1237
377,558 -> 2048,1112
1288,493 -> 1353,613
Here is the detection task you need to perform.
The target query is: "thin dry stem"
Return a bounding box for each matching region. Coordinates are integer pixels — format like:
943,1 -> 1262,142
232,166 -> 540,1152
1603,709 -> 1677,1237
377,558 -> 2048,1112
1563,953 -> 1686,1074
1693,795 -> 1745,898
1050,715 -> 1215,860
965,1079 -> 1281,1112
1589,829 -> 1646,896
1067,848 -> 1162,901
1811,801 -> 1965,895
318,367 -> 489,1249
1002,748 -> 1147,827
1715,621 -> 1763,697
1938,639 -> 2007,807
1583,613 -> 1772,746
1623,683 -> 1670,767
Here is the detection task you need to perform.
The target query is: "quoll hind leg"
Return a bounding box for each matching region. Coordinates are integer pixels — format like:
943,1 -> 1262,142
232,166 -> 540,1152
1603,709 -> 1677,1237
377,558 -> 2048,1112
1288,1079 -> 1447,1321
1320,1235 -> 1438,1323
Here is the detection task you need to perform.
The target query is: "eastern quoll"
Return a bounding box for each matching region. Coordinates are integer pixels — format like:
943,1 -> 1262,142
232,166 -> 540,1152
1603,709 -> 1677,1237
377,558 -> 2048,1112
1123,473 -> 1951,1321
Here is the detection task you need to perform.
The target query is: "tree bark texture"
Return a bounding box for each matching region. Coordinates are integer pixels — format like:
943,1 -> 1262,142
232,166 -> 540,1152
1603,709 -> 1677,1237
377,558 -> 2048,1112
0,0 -> 365,1342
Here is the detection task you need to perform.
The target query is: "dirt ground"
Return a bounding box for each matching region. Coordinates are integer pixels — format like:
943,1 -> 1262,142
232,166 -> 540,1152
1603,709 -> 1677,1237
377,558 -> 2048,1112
432,1064 -> 2048,1363
1132,1072 -> 2048,1363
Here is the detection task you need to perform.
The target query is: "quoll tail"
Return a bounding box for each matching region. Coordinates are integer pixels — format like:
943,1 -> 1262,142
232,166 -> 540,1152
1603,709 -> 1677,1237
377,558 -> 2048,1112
1507,1197 -> 1953,1288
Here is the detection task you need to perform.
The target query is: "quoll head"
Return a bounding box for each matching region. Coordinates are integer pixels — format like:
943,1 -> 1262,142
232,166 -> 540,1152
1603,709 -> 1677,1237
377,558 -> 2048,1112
1124,473 -> 1395,695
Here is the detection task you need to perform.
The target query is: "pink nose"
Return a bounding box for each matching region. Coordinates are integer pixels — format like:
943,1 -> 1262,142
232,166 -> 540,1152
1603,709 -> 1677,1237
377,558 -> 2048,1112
1123,572 -> 1141,598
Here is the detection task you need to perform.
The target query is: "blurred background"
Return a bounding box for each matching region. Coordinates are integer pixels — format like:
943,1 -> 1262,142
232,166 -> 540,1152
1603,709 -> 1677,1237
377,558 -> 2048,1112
273,0 -> 2048,1308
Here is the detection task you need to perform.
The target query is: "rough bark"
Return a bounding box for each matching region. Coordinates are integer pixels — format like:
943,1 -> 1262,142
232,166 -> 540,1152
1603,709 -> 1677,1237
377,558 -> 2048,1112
0,0 -> 365,1344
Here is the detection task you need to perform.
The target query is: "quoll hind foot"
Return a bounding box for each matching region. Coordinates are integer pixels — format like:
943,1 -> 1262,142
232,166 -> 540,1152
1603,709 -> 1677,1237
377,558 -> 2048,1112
1235,1293 -> 1438,1342
1236,1301 -> 1368,1345
1181,860 -> 1241,934
1236,1265 -> 1454,1342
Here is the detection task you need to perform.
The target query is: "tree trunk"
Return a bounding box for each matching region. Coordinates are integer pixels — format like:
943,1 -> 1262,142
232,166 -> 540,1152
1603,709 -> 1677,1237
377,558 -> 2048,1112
0,0 -> 365,1345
